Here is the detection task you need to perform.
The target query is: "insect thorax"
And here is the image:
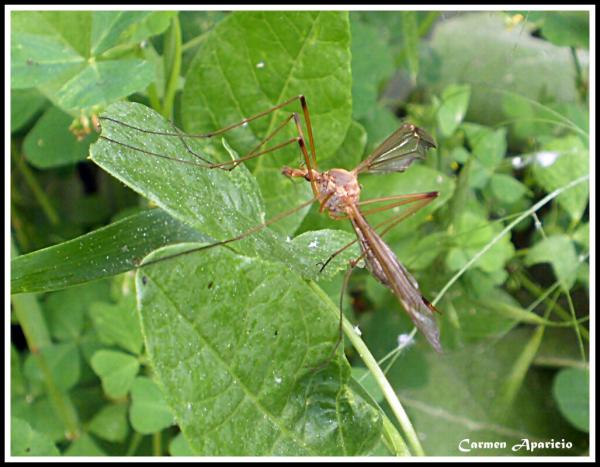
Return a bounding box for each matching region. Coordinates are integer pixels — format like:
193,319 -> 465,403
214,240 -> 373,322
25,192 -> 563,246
317,168 -> 361,216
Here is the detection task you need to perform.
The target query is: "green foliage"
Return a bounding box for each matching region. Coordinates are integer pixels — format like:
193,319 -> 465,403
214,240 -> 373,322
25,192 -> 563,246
137,244 -> 381,454
552,368 -> 589,432
91,350 -> 140,399
11,418 -> 60,456
11,11 -> 174,112
23,106 -> 97,168
129,377 -> 174,434
537,12 -> 590,49
10,9 -> 589,457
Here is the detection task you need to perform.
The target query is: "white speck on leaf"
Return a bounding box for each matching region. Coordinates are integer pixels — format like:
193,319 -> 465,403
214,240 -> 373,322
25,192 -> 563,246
308,240 -> 319,249
256,61 -> 265,69
353,325 -> 362,336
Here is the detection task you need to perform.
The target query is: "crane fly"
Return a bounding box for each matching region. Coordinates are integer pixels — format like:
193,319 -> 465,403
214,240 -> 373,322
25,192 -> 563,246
94,95 -> 442,357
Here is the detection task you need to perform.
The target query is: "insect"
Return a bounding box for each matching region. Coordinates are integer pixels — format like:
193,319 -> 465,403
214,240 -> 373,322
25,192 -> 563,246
94,95 -> 442,357
280,113 -> 442,357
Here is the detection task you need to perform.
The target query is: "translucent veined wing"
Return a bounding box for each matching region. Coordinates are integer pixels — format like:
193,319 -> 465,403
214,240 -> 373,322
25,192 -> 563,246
356,124 -> 436,174
348,206 -> 442,353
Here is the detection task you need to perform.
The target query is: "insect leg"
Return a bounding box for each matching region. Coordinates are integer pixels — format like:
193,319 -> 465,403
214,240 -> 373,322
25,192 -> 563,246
318,191 -> 439,273
309,264 -> 355,373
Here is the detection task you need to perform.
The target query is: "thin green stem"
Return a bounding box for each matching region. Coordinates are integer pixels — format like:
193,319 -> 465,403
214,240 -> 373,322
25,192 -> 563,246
11,241 -> 80,438
147,83 -> 162,113
126,432 -> 143,456
516,271 -> 568,318
570,46 -> 587,103
526,280 -> 561,312
565,291 -> 587,363
432,174 -> 589,307
181,31 -> 209,53
515,270 -> 589,340
11,146 -> 60,226
487,87 -> 586,137
492,116 -> 588,139
496,290 -> 558,412
308,282 -> 426,457
10,206 -> 31,251
152,431 -> 162,456
417,11 -> 439,36
162,16 -> 182,120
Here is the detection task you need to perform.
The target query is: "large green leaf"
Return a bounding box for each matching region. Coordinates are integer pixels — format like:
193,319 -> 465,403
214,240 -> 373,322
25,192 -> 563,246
90,101 -> 359,282
137,243 -> 383,455
181,11 -> 352,235
11,11 -> 172,112
182,12 -> 352,167
11,209 -> 208,294
350,15 -> 395,120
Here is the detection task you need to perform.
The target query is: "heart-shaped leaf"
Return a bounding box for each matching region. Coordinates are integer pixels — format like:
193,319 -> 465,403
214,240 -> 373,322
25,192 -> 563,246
90,350 -> 140,399
129,376 -> 174,434
137,243 -> 383,455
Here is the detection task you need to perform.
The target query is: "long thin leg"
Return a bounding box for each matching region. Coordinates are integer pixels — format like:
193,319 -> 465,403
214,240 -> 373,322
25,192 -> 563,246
100,95 -> 305,139
101,111 -> 304,171
100,132 -> 302,170
298,95 -> 317,171
137,194 -> 320,269
291,113 -> 319,197
309,264 -> 355,372
99,95 -> 318,167
167,111 -> 297,170
318,191 -> 438,273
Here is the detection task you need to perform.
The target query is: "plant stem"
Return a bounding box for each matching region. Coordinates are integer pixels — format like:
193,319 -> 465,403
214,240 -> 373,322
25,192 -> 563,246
565,290 -> 587,363
516,271 -> 589,340
126,432 -> 143,456
495,290 -> 559,414
309,282 -> 426,456
11,146 -> 60,226
570,46 -> 587,103
11,242 -> 80,439
162,16 -> 182,120
433,174 -> 590,307
153,431 -> 162,456
181,31 -> 209,53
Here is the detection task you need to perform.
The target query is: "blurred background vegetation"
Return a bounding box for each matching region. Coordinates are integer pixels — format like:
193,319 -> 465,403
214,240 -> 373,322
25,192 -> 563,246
10,10 -> 589,456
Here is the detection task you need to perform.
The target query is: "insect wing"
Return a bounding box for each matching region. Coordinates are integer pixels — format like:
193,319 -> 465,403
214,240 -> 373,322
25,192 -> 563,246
356,124 -> 436,174
350,212 -> 442,352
